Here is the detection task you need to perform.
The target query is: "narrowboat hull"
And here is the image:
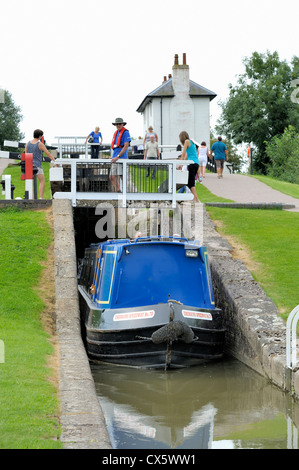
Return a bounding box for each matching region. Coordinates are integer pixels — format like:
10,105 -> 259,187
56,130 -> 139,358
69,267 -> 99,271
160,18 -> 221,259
79,287 -> 225,369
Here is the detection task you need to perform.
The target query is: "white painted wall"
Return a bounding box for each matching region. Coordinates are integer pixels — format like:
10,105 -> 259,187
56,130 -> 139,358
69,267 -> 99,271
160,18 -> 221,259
142,95 -> 210,148
141,62 -> 212,148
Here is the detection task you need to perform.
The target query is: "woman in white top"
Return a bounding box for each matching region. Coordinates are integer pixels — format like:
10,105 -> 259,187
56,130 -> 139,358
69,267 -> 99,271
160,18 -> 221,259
197,141 -> 211,181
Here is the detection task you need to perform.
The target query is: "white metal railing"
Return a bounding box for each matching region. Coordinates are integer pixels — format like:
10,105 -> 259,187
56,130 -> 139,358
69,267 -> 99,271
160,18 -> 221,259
286,305 -> 299,370
54,136 -> 86,144
51,158 -> 192,207
52,141 -> 180,160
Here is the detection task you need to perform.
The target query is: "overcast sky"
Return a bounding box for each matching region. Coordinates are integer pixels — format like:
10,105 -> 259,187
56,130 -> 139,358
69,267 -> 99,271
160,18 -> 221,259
1,0 -> 298,145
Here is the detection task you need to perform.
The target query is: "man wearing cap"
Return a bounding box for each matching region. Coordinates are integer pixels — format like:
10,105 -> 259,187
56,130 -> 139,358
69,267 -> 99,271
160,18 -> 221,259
110,117 -> 131,191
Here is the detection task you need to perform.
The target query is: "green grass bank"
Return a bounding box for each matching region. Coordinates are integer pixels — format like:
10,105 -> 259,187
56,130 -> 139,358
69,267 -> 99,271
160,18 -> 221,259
197,176 -> 299,319
0,206 -> 62,449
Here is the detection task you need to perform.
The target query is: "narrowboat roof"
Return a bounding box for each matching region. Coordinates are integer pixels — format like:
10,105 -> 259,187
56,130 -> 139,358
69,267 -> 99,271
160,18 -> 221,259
79,237 -> 215,311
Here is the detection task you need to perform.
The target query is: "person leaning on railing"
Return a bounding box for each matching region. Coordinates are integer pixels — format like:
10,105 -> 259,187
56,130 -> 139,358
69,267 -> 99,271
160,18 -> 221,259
25,129 -> 57,199
110,117 -> 131,192
178,131 -> 200,203
85,126 -> 103,159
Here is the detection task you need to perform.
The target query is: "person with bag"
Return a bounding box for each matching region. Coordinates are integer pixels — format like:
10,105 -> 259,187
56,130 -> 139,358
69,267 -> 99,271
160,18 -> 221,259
85,126 -> 103,158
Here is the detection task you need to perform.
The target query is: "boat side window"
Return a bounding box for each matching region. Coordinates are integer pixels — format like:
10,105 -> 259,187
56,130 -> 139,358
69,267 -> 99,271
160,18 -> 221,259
80,252 -> 96,289
88,256 -> 95,286
80,256 -> 89,287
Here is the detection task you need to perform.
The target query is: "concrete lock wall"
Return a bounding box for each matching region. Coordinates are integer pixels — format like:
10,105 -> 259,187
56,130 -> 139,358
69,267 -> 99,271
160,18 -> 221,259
53,199 -> 112,449
52,200 -> 299,448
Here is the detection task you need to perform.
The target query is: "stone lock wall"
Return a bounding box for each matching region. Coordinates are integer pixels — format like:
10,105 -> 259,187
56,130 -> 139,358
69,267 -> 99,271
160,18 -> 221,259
203,210 -> 299,398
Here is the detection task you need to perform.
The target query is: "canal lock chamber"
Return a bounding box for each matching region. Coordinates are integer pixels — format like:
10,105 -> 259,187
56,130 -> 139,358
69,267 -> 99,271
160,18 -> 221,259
52,199 -> 299,448
72,205 -> 299,400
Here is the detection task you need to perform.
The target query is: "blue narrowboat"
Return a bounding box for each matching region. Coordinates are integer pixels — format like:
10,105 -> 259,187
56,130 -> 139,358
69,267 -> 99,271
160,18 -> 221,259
78,236 -> 225,369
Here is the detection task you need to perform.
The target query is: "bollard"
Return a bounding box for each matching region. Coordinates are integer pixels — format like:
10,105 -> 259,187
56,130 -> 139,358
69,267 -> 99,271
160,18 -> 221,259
21,153 -> 33,199
1,174 -> 12,200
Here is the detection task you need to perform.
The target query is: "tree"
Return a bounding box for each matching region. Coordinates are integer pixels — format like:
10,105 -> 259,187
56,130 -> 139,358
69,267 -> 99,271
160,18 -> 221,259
0,89 -> 24,147
216,51 -> 299,174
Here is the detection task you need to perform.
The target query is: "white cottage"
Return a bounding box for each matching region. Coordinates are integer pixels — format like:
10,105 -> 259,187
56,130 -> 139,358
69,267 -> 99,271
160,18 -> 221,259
136,53 -> 216,147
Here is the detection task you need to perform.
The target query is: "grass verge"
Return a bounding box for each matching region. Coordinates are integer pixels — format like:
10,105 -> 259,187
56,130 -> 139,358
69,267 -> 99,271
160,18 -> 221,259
195,177 -> 299,319
251,175 -> 299,200
201,197 -> 299,319
0,162 -> 52,200
0,206 -> 62,449
196,181 -> 234,204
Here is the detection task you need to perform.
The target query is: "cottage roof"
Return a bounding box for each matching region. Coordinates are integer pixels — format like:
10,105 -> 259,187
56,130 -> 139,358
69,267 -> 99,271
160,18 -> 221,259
136,78 -> 217,113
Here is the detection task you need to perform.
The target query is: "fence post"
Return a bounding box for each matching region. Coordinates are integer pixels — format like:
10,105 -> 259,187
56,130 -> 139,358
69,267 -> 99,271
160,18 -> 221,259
3,174 -> 11,199
286,305 -> 299,391
286,305 -> 299,369
71,160 -> 77,206
122,160 -> 127,207
172,161 -> 177,208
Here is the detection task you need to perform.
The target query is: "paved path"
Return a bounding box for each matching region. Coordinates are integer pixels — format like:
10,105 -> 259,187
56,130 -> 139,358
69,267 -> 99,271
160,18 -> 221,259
0,159 -> 9,177
201,173 -> 299,212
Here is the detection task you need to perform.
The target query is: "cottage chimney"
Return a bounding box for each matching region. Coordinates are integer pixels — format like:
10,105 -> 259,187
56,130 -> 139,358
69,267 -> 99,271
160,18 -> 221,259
172,53 -> 190,94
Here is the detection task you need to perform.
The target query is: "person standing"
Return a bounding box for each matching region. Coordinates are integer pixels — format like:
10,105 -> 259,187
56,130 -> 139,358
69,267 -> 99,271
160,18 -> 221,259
211,136 -> 228,178
110,117 -> 131,192
179,131 -> 200,202
25,129 -> 57,199
143,126 -> 158,147
197,141 -> 211,181
144,134 -> 160,178
85,126 -> 103,159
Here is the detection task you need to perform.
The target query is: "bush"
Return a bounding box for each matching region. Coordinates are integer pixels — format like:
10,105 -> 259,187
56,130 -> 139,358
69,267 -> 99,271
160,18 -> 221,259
266,126 -> 299,183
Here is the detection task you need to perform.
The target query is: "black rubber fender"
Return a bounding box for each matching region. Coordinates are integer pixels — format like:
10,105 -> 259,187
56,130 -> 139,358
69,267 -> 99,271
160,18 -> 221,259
151,321 -> 194,344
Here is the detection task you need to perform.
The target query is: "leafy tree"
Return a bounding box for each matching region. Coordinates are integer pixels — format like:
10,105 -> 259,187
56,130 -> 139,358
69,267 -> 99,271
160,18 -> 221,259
265,126 -> 299,184
216,51 -> 299,174
0,89 -> 24,147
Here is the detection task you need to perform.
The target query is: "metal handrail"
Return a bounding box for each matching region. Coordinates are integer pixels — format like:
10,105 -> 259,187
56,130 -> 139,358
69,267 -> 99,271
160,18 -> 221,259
286,305 -> 299,369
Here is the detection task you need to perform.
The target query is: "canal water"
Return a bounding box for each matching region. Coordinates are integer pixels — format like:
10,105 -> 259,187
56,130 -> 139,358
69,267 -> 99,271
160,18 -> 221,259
91,356 -> 299,450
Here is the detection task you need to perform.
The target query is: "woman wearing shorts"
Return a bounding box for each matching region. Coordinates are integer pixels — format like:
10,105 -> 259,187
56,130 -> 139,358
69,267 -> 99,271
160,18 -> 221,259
197,141 -> 211,181
179,131 -> 199,203
25,129 -> 57,199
